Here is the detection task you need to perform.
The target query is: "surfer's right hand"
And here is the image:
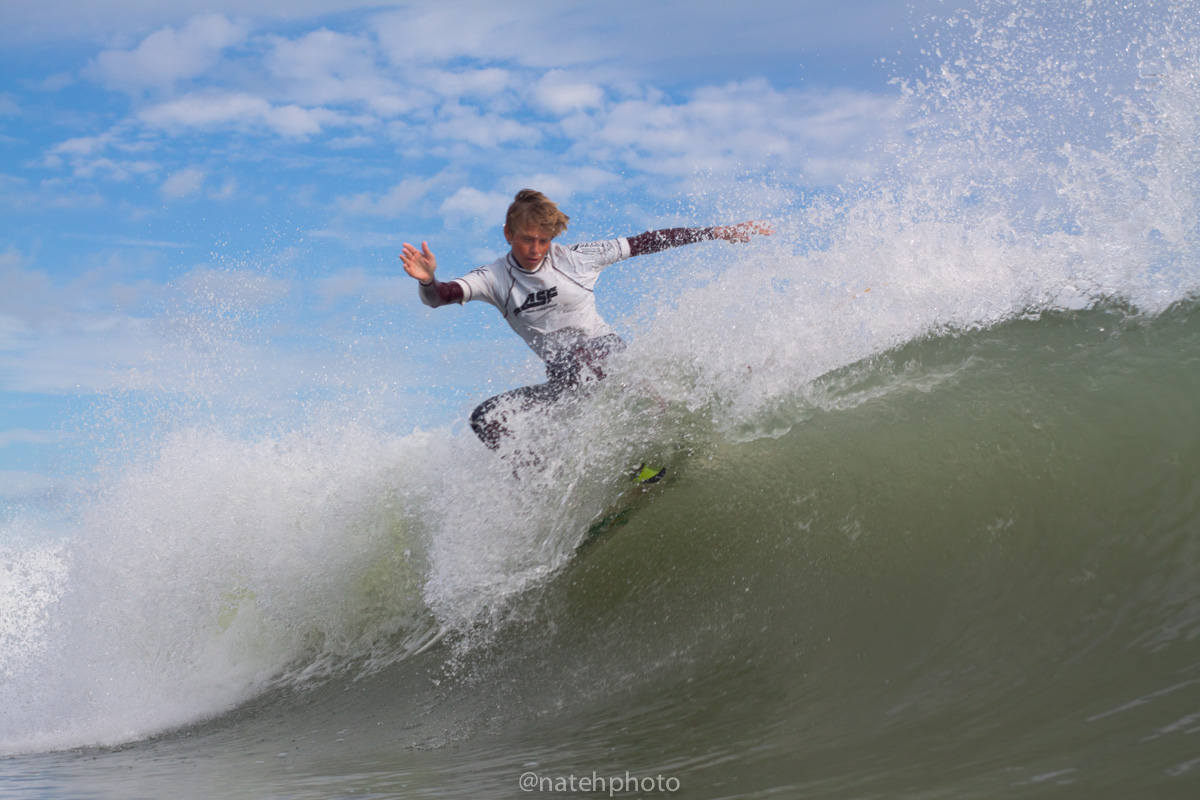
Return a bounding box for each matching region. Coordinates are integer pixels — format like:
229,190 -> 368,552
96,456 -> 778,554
400,241 -> 438,283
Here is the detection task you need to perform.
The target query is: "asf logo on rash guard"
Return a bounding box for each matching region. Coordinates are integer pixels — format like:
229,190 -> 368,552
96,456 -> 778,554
513,287 -> 557,315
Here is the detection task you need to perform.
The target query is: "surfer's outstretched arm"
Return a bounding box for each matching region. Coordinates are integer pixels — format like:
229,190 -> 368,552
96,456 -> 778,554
627,221 -> 774,256
400,241 -> 463,307
714,220 -> 775,242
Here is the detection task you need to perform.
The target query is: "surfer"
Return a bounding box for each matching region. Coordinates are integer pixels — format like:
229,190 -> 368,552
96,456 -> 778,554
400,189 -> 773,454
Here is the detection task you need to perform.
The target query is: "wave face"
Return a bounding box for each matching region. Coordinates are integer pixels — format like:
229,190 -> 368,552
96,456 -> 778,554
4,1 -> 1200,797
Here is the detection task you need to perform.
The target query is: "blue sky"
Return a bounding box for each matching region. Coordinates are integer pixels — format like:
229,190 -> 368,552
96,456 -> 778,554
0,0 -> 955,501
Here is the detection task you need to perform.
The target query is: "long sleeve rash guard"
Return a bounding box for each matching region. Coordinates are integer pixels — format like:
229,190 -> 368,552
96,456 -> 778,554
418,226 -> 721,310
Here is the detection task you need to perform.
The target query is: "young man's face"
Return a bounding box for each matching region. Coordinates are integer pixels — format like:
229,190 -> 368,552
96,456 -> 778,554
504,224 -> 554,271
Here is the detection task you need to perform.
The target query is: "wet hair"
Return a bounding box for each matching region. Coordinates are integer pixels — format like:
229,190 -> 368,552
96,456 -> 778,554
505,189 -> 569,238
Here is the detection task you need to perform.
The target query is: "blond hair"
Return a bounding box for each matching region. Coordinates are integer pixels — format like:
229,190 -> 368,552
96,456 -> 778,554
505,189 -> 569,238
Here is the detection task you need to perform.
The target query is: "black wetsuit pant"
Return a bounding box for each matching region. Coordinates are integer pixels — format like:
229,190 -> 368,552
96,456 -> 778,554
470,334 -> 626,450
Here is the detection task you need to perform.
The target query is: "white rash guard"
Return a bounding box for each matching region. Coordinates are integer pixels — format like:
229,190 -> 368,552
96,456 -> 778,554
451,238 -> 632,361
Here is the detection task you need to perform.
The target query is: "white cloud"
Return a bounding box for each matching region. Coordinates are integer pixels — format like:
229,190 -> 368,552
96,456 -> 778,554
43,130 -> 161,183
0,174 -> 106,211
0,246 -> 31,272
267,103 -> 336,137
35,5 -> 905,191
45,131 -> 120,163
39,73 -> 75,92
502,167 -> 620,204
139,91 -> 337,137
0,253 -> 219,396
265,28 -> 409,115
338,175 -> 440,217
0,252 -> 54,325
139,90 -> 269,128
73,157 -> 159,182
0,429 -> 63,448
531,70 -> 604,115
441,187 -> 506,221
0,314 -> 32,352
438,187 -> 508,223
420,67 -> 513,102
328,134 -> 374,149
209,177 -> 238,200
90,13 -> 248,93
372,4 -> 525,66
314,267 -> 367,306
0,315 -> 156,394
431,102 -> 540,148
0,469 -> 69,497
160,167 -> 206,198
307,227 -> 407,249
577,80 -> 904,183
311,265 -> 413,307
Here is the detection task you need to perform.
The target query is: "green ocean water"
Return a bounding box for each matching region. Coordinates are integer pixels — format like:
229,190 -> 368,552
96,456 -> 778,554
4,301 -> 1200,799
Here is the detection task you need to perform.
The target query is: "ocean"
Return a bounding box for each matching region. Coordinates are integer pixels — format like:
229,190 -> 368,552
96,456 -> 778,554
4,2 -> 1200,798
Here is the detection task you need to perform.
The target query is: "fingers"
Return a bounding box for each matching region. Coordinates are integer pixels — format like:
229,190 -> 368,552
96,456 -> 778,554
717,221 -> 774,242
738,220 -> 775,237
399,242 -> 434,263
399,241 -> 436,281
